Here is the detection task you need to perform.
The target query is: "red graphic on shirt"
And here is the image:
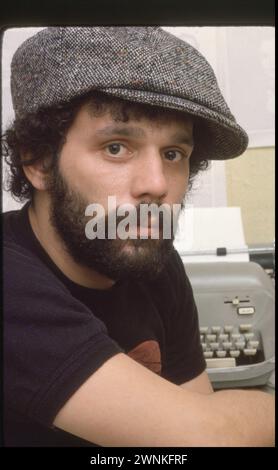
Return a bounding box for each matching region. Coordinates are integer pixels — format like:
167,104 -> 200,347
127,340 -> 162,375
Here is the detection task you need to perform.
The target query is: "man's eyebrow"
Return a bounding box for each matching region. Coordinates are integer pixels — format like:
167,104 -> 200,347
95,126 -> 146,138
94,125 -> 194,146
169,131 -> 194,147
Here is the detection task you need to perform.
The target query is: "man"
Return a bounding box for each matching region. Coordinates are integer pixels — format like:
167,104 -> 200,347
3,27 -> 274,447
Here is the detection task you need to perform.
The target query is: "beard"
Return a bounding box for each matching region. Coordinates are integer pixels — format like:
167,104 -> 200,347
46,164 -> 184,282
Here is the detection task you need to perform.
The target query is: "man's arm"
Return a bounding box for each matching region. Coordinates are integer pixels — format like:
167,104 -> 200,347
53,352 -> 274,447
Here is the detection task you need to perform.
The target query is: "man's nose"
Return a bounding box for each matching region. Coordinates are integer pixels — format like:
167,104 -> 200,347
131,149 -> 168,200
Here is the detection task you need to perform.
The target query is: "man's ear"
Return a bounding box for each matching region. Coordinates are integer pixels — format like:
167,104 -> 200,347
22,157 -> 50,191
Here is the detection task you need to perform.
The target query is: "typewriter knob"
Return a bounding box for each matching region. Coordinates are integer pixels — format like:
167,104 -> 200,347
232,296 -> 240,306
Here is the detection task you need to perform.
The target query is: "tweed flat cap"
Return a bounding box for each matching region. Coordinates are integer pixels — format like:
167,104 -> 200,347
11,26 -> 248,160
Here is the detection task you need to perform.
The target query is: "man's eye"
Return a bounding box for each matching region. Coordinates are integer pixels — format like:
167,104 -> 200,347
105,143 -> 125,156
164,149 -> 185,162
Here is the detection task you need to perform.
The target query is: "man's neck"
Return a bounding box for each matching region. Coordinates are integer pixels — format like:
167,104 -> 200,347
28,198 -> 115,290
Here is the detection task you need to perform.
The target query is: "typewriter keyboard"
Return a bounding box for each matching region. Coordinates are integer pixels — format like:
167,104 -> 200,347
200,324 -> 265,368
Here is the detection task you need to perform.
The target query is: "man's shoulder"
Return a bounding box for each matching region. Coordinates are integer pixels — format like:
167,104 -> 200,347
4,237 -> 41,268
3,206 -> 34,261
4,236 -> 67,295
3,206 -> 62,282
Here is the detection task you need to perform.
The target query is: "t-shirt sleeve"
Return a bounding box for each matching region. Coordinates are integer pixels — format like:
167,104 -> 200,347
159,250 -> 206,384
4,242 -> 123,427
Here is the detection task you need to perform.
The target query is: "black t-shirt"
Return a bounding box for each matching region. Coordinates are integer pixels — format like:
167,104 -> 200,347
3,202 -> 206,447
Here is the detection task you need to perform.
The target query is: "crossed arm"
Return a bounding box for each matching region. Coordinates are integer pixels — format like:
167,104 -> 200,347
53,352 -> 274,447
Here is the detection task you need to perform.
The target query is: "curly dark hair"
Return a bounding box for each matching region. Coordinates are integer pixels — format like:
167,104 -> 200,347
2,91 -> 210,202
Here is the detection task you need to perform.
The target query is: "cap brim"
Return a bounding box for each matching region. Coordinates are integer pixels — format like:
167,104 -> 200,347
99,87 -> 249,161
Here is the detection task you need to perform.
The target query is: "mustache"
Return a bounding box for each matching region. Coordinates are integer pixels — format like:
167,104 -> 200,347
85,202 -> 182,227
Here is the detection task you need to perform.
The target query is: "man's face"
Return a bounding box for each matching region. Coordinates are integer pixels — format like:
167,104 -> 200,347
46,103 -> 194,281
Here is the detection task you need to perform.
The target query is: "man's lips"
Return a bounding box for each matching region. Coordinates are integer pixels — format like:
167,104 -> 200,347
115,218 -> 162,238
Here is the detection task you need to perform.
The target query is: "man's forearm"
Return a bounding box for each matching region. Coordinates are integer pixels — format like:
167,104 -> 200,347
207,389 -> 275,447
53,353 -> 274,447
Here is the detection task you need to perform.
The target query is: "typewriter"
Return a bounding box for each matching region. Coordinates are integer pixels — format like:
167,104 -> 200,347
185,261 -> 275,389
